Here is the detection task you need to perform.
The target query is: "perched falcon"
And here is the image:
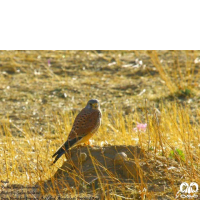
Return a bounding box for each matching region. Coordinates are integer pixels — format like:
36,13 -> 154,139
52,99 -> 101,164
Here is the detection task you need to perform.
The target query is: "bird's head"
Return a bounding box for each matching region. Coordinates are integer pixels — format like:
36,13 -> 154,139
86,99 -> 100,110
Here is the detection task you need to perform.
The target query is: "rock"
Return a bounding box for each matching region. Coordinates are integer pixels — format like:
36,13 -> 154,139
37,145 -> 145,193
79,152 -> 87,162
114,152 -> 128,164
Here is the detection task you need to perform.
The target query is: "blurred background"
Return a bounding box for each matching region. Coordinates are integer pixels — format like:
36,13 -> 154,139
0,50 -> 200,136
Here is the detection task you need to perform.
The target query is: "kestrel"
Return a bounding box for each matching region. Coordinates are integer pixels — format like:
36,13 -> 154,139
52,99 -> 101,164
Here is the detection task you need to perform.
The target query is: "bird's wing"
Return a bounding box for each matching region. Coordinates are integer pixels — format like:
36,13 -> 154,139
68,108 -> 100,140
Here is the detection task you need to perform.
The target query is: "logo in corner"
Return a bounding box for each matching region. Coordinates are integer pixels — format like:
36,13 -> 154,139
176,182 -> 198,199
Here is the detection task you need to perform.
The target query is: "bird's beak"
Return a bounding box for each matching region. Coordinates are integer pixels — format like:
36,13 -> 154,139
93,103 -> 98,109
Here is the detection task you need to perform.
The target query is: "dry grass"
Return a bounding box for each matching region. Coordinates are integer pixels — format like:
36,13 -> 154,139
0,50 -> 200,199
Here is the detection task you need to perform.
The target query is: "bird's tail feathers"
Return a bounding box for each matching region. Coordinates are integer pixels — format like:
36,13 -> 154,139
51,137 -> 82,164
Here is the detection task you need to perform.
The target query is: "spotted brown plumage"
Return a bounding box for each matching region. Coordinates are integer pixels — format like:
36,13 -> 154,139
52,99 -> 101,164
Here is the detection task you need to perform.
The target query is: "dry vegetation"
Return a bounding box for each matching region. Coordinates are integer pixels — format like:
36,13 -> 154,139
0,50 -> 200,199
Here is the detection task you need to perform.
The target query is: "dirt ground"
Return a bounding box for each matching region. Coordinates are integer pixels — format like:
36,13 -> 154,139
39,145 -> 190,199
0,145 -> 191,199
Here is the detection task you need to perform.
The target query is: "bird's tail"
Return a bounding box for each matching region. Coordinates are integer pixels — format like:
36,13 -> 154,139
51,141 -> 69,164
51,137 -> 82,165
